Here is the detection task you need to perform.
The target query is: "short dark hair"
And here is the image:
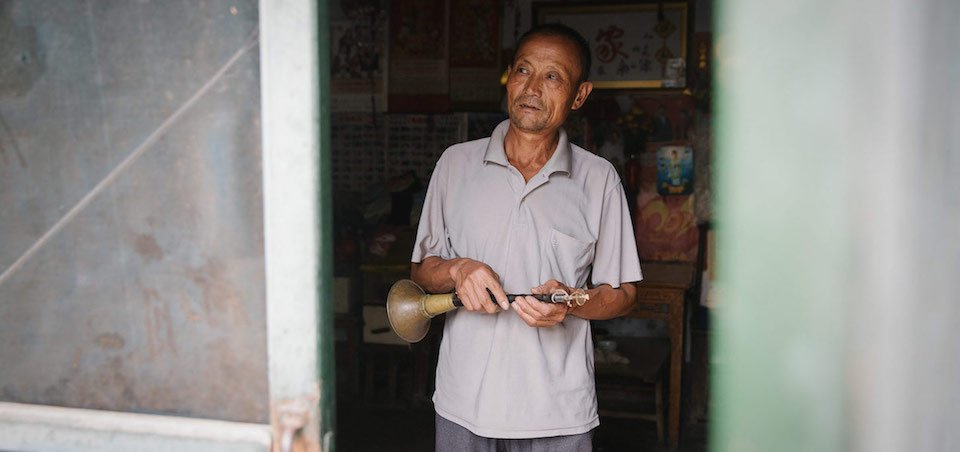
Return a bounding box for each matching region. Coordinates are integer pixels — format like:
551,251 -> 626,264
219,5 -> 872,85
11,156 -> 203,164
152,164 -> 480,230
516,23 -> 592,84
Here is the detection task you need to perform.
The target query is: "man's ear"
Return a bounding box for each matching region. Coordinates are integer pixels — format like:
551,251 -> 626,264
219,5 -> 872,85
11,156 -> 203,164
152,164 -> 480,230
571,81 -> 594,110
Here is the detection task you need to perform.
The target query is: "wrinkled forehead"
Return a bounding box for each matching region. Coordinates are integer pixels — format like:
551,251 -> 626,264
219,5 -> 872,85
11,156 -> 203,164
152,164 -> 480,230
513,34 -> 583,77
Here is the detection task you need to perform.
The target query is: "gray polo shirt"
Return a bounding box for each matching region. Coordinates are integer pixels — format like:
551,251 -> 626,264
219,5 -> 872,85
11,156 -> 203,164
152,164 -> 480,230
412,120 -> 642,439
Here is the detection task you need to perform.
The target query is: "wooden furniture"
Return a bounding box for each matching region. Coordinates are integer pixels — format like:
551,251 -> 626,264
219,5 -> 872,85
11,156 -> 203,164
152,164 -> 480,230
355,263 -> 440,407
629,262 -> 695,449
595,337 -> 670,443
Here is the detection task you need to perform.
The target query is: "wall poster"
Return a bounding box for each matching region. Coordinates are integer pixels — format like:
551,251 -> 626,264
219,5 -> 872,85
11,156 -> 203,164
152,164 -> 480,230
535,2 -> 689,89
331,9 -> 388,112
656,145 -> 694,195
388,0 -> 450,112
449,0 -> 502,110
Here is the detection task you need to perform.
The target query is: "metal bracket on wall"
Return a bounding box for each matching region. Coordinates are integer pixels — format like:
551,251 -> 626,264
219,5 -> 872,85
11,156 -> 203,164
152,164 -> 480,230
273,396 -> 319,452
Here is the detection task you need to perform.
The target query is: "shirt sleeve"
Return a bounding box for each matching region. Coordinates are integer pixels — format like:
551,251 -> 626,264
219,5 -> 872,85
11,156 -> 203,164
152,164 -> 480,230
590,181 -> 643,288
411,154 -> 452,263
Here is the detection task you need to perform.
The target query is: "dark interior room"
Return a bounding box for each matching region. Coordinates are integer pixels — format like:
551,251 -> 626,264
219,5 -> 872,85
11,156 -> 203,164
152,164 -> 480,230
1,0 -> 957,451
329,1 -> 713,450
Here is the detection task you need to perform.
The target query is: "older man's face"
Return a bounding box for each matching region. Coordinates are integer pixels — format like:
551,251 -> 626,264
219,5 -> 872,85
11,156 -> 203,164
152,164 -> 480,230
506,34 -> 592,134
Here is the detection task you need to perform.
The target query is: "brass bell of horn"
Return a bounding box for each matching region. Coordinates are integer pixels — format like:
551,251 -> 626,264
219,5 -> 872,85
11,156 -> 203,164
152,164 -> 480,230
386,279 -> 458,343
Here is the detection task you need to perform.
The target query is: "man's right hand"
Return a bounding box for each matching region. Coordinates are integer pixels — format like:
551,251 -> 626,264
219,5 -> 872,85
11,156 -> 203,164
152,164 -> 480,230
448,259 -> 509,314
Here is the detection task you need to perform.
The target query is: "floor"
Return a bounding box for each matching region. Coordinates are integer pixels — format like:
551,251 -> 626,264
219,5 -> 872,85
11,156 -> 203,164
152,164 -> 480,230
334,325 -> 712,451
336,401 -> 707,452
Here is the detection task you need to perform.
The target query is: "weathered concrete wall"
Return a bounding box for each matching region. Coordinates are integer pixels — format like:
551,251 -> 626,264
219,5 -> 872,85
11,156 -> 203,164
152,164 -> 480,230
0,0 -> 268,423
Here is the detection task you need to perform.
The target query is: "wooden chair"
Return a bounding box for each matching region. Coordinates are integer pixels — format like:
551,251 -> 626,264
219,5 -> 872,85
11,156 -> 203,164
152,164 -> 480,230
595,336 -> 672,444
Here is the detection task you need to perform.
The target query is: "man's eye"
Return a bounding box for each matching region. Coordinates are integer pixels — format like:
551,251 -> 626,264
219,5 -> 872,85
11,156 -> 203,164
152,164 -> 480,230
517,67 -> 529,74
547,73 -> 558,80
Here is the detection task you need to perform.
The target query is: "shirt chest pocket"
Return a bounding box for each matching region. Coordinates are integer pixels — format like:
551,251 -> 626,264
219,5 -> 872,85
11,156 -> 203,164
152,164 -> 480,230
543,228 -> 596,288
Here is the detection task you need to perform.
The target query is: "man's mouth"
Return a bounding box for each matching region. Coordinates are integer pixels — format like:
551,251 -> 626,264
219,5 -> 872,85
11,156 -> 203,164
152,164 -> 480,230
516,98 -> 543,111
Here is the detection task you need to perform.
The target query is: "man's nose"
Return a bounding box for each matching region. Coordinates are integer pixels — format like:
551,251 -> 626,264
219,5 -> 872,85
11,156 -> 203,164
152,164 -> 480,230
521,75 -> 542,96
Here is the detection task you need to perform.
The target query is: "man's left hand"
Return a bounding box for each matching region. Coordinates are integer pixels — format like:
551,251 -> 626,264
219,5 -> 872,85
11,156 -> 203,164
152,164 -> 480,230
512,279 -> 576,328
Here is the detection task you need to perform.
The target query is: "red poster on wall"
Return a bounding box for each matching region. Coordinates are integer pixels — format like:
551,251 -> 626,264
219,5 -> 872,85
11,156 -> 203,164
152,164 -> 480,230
448,0 -> 502,110
388,0 -> 450,112
635,150 -> 699,262
615,93 -> 699,263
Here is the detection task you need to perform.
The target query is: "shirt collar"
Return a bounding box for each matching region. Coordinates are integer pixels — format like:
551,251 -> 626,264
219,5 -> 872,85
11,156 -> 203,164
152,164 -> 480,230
483,119 -> 573,176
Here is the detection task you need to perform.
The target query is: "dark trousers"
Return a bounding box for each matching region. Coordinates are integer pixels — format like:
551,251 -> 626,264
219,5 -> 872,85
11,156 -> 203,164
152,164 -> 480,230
435,413 -> 593,452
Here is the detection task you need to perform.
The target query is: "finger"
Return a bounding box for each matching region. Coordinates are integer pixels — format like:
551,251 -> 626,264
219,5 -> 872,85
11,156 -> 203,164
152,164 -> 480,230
459,280 -> 483,312
455,279 -> 471,310
472,282 -> 497,314
483,288 -> 501,314
530,296 -> 569,324
455,262 -> 486,312
532,280 -> 552,294
534,279 -> 567,296
457,290 -> 478,312
471,267 -> 504,313
523,296 -> 564,327
511,296 -> 545,327
485,279 -> 510,311
472,284 -> 497,314
524,294 -> 557,317
543,302 -> 569,323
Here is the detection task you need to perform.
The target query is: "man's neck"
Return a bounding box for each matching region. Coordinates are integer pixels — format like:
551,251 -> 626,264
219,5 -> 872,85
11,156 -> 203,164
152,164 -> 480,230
503,126 -> 560,181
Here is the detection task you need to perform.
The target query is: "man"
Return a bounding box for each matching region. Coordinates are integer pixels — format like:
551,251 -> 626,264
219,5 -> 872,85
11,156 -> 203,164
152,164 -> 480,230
410,23 -> 642,451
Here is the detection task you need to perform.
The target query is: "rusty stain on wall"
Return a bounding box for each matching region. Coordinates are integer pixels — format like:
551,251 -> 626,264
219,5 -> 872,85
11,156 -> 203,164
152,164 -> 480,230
176,292 -> 203,322
70,347 -> 82,370
187,258 -> 248,328
133,233 -> 165,261
142,287 -> 178,358
95,333 -> 126,350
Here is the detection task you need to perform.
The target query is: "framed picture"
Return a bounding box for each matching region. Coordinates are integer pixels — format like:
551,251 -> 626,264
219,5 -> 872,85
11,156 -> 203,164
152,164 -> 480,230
331,14 -> 388,112
388,0 -> 450,112
656,145 -> 694,195
535,2 -> 689,89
